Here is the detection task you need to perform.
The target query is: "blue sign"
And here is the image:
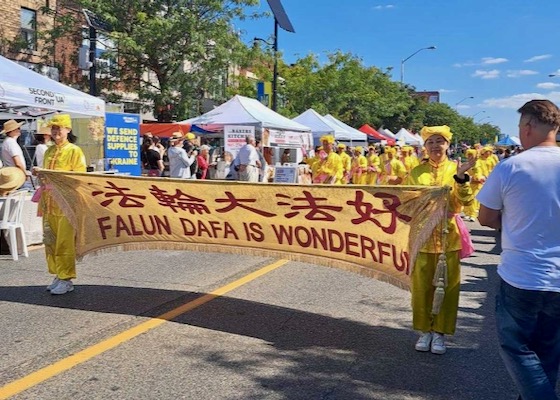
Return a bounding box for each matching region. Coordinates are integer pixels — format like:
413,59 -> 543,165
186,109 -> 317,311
104,112 -> 141,176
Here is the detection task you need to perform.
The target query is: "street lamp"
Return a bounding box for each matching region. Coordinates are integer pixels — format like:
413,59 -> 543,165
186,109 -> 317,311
471,110 -> 485,119
253,36 -> 278,111
400,46 -> 436,84
254,0 -> 295,111
455,96 -> 474,109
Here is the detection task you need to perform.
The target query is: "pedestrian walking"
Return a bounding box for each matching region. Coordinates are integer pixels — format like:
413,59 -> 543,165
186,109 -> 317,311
478,99 -> 560,400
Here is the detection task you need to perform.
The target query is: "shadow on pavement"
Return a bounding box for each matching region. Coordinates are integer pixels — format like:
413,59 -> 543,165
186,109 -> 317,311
0,278 -> 517,400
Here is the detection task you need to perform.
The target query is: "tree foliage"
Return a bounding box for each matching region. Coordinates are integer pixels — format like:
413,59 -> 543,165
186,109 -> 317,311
0,1 -> 500,142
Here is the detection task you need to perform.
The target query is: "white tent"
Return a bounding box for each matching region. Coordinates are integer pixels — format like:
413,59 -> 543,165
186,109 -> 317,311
395,128 -> 422,145
0,55 -> 105,117
293,109 -> 354,144
323,114 -> 368,142
182,95 -> 311,133
378,127 -> 397,140
292,109 -> 333,136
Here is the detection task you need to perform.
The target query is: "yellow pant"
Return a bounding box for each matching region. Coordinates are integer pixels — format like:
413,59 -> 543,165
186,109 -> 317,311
463,183 -> 482,218
411,251 -> 461,335
44,213 -> 77,280
366,172 -> 378,185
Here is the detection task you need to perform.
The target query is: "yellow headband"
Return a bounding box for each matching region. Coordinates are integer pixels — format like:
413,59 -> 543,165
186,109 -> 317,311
354,146 -> 363,153
420,125 -> 452,142
385,147 -> 396,155
46,114 -> 72,129
466,149 -> 478,157
337,143 -> 346,149
320,135 -> 335,144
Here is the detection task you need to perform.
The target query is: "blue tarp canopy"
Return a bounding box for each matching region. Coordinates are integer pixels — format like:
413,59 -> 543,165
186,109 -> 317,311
496,136 -> 521,146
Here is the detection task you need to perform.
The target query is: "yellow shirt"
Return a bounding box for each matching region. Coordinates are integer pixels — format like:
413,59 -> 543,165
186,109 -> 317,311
366,153 -> 380,185
316,151 -> 343,184
406,158 -> 474,253
338,152 -> 352,184
381,158 -> 407,184
351,154 -> 368,185
41,141 -> 87,216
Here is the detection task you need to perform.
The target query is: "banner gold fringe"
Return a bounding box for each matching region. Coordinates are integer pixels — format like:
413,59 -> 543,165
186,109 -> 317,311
80,242 -> 411,291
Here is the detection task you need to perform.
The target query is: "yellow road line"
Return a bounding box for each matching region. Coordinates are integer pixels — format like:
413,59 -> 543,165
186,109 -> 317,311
0,259 -> 289,399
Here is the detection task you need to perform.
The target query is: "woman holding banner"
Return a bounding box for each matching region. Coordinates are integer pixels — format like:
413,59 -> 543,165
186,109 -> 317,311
406,125 -> 475,355
37,114 -> 87,295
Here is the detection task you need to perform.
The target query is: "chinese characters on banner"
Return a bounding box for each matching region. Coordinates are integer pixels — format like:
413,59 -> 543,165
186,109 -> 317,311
38,170 -> 448,289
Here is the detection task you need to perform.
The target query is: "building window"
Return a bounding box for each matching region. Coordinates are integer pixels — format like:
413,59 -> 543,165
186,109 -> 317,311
20,8 -> 37,50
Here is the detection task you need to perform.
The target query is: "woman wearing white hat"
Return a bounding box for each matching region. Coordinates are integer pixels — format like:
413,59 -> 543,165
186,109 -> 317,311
1,119 -> 27,174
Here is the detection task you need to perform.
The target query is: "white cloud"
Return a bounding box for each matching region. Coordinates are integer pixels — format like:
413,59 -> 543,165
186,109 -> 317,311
454,57 -> 507,67
550,69 -> 560,76
373,5 -> 394,10
524,54 -> 552,63
506,69 -> 538,78
456,104 -> 471,109
482,57 -> 508,65
481,91 -> 560,109
438,88 -> 455,93
472,69 -> 500,79
453,61 -> 476,68
537,82 -> 560,90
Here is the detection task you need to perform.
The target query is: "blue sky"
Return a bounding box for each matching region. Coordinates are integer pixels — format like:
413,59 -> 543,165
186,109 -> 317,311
236,1 -> 560,137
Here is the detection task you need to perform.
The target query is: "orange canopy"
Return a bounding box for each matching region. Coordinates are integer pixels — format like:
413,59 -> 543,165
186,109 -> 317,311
140,123 -> 191,138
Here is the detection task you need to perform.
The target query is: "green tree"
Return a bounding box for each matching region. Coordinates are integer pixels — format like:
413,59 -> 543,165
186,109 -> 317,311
49,0 -> 260,120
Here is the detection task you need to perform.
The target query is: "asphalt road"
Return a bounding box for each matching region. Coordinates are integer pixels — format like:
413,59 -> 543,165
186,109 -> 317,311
0,221 -> 551,399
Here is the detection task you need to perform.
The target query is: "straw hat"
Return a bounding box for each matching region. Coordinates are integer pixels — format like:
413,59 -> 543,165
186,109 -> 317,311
169,131 -> 185,142
0,120 -> 24,135
0,167 -> 26,196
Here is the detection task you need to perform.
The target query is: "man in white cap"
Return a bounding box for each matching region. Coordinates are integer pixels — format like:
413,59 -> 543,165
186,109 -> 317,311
1,119 -> 27,174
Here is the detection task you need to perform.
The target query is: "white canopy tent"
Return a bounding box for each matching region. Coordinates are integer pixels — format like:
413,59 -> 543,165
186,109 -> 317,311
292,109 -> 333,136
379,128 -> 397,140
181,95 -> 311,133
323,114 -> 368,142
0,55 -> 105,118
293,109 -> 355,144
395,128 -> 422,145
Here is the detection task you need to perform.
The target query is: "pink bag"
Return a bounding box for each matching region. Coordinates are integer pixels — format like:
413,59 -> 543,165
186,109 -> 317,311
31,186 -> 43,203
454,214 -> 475,259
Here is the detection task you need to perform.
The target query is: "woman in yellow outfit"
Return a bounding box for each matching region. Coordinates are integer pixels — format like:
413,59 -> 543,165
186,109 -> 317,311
406,125 -> 475,354
380,147 -> 407,185
351,146 -> 367,184
336,143 -> 352,184
313,135 -> 342,184
39,114 -> 87,295
402,146 -> 420,173
365,146 -> 380,185
463,149 -> 486,221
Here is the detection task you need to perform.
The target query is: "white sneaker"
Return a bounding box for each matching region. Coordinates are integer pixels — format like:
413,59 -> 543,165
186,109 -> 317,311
431,333 -> 446,354
50,280 -> 74,295
415,332 -> 432,352
46,277 -> 60,291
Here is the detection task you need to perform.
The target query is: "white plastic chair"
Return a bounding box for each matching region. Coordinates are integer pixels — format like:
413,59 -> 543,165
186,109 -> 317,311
0,190 -> 29,261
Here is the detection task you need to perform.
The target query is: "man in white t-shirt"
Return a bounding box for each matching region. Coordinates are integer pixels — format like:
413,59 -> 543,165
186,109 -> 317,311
477,99 -> 560,400
1,119 -> 27,173
237,135 -> 261,182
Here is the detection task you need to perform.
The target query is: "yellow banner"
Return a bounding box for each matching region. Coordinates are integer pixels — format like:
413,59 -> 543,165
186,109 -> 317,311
38,171 -> 448,289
